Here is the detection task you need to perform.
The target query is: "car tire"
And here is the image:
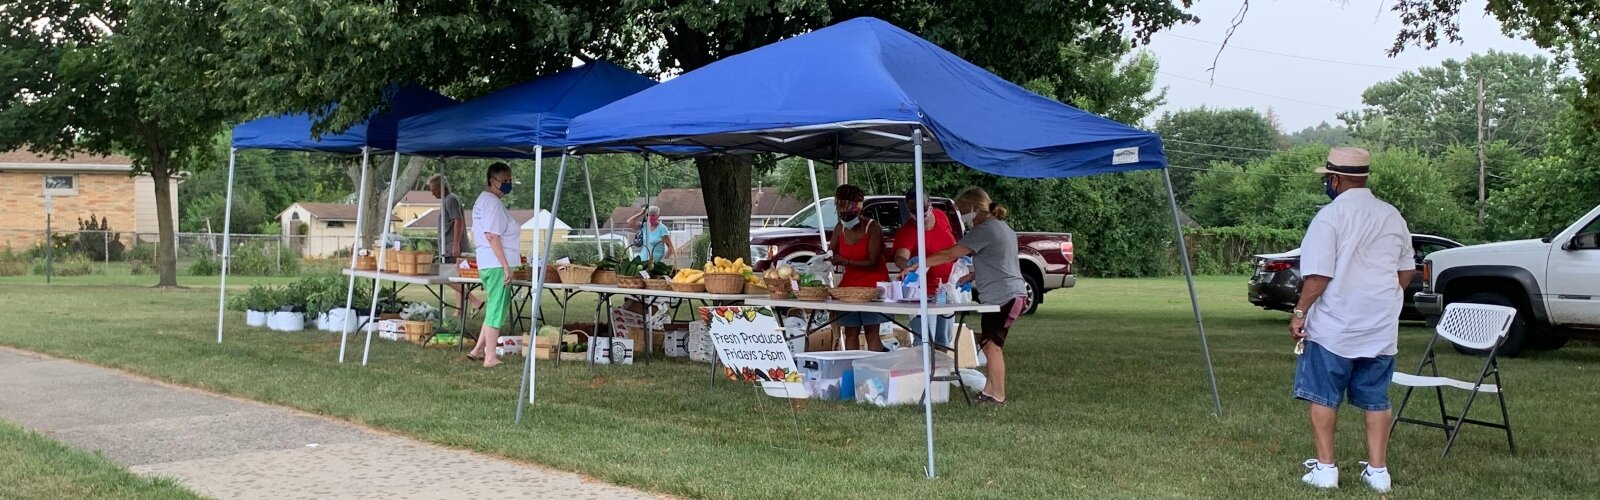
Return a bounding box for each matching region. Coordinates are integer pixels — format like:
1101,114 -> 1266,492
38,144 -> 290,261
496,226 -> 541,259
1450,292 -> 1530,357
1022,271 -> 1043,315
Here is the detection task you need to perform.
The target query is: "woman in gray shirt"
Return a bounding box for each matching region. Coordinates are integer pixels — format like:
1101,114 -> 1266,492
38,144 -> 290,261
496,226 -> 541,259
907,186 -> 1027,405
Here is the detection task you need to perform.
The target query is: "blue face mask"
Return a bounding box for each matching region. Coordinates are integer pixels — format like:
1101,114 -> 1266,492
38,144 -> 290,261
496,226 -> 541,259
1323,178 -> 1338,200
499,181 -> 514,195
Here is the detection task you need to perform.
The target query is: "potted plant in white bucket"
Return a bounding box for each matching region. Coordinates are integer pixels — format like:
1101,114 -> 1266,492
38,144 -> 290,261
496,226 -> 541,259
269,284 -> 306,332
243,285 -> 273,328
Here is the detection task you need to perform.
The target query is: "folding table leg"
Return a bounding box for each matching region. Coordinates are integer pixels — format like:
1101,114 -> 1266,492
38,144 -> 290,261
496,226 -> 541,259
1494,365 -> 1516,455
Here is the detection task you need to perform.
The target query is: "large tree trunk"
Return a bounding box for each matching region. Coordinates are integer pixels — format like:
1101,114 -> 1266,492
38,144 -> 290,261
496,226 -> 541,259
150,162 -> 179,287
696,156 -> 752,261
345,156 -> 427,249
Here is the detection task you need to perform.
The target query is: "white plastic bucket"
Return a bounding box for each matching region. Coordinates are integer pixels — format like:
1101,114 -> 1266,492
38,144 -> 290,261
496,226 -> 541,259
270,312 -> 305,332
246,310 -> 268,328
325,308 -> 359,333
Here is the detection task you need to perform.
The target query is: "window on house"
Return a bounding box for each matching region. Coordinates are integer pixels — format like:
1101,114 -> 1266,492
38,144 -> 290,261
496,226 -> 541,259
326,221 -> 347,228
43,174 -> 78,196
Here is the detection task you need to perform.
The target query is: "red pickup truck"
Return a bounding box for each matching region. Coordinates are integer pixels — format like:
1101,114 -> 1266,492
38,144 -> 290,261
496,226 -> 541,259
748,195 -> 1075,314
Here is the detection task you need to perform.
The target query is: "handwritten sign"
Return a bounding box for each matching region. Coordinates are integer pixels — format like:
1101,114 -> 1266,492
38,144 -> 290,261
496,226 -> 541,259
700,306 -> 805,397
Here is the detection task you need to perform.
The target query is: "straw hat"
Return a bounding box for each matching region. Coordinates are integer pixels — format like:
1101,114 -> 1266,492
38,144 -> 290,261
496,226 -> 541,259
1315,147 -> 1370,177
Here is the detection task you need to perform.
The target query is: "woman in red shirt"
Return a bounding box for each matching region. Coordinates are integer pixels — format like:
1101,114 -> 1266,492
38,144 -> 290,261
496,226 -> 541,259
829,184 -> 890,351
893,188 -> 959,346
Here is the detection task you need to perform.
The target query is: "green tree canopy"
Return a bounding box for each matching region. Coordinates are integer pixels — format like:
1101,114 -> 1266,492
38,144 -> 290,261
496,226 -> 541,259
1153,107 -> 1281,202
1339,51 -> 1574,157
1,1 -> 238,286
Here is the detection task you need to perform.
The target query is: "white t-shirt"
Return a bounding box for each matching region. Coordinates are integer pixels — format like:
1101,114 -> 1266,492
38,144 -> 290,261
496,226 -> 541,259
1300,188 -> 1414,358
471,191 -> 521,269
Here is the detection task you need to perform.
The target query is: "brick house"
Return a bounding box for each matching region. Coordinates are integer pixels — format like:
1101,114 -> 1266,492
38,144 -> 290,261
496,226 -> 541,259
0,149 -> 178,250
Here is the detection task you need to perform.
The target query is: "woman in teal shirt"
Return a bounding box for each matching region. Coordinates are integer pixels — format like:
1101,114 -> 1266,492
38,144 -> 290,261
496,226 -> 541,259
628,206 -> 674,262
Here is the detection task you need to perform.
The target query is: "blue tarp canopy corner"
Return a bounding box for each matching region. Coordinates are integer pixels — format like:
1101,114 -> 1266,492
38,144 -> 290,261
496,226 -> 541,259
567,17 -> 1166,179
231,85 -> 456,153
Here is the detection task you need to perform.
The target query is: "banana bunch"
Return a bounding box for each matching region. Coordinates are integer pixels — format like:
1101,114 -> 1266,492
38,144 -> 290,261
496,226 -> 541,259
672,268 -> 706,284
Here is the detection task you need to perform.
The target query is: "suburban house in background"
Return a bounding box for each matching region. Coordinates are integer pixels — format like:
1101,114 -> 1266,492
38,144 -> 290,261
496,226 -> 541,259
390,190 -> 439,233
405,208 -> 570,250
277,203 -> 397,258
0,149 -> 178,250
606,188 -> 805,235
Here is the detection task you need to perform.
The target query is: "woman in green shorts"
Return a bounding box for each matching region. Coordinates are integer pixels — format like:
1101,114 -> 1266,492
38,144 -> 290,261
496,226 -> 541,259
466,163 -> 521,368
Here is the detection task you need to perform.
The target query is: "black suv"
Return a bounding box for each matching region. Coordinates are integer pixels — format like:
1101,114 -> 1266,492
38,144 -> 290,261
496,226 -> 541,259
1247,234 -> 1462,319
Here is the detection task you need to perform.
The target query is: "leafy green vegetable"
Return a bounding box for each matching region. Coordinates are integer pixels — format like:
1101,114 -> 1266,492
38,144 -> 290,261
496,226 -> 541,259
797,273 -> 824,288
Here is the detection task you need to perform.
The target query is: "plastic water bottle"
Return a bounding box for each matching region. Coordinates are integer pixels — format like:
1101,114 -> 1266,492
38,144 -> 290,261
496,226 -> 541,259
936,287 -> 948,305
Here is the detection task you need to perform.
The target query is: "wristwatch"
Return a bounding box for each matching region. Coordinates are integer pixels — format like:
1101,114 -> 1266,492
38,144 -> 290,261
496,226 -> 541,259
1293,309 -> 1307,319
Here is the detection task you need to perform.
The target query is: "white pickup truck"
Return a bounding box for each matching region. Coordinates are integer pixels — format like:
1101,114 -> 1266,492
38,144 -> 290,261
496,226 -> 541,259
1414,204 -> 1600,356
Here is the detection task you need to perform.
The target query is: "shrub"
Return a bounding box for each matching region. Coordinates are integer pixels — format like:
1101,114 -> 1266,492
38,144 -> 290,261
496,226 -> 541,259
546,241 -> 625,266
31,255 -> 100,276
0,260 -> 24,277
127,243 -> 157,262
689,234 -> 712,267
73,214 -> 125,261
1181,225 -> 1304,275
187,254 -> 220,276
128,260 -> 151,275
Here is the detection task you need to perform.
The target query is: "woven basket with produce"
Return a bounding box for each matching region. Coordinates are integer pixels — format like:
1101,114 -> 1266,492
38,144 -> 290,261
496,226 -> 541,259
704,257 -> 754,294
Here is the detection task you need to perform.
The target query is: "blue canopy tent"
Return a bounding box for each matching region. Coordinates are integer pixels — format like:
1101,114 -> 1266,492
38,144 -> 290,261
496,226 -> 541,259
393,62 -> 666,402
217,86 -> 456,363
567,17 -> 1218,478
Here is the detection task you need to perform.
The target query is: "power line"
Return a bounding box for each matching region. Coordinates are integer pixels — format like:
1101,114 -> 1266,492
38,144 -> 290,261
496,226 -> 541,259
1164,139 -> 1278,153
1167,165 -> 1310,178
1161,33 -> 1411,71
1160,71 -> 1348,110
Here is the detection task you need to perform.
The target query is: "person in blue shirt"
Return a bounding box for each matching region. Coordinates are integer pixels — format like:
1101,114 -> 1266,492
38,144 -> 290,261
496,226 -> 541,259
627,205 -> 674,262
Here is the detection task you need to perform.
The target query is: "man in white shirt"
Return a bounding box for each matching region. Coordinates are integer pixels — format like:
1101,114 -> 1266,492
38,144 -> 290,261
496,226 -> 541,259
1289,147 -> 1414,493
465,163 -> 521,368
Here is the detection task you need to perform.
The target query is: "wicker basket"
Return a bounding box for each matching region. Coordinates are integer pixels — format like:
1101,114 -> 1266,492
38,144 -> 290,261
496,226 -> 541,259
646,279 -> 673,291
591,270 -> 618,285
744,282 -> 766,295
829,287 -> 881,303
618,276 -> 647,289
458,267 -> 480,279
704,273 -> 747,295
403,320 -> 435,344
796,286 -> 830,302
557,264 -> 597,284
764,277 -> 793,299
511,268 -> 533,281
355,255 -> 378,271
670,282 -> 706,293
544,265 -> 562,284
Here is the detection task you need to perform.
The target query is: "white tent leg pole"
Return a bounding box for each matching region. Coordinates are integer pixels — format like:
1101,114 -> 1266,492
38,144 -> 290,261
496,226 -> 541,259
518,153 -> 568,424
532,146 -> 544,264
913,129 -> 936,479
1162,168 -> 1223,416
583,156 -> 602,259
363,153 -> 404,366
806,160 -> 828,260
214,148 -> 238,344
340,147 -> 372,363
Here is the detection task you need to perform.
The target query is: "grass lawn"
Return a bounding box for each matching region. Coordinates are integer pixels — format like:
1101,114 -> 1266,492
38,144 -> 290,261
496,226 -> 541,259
0,420 -> 202,500
1,276 -> 1597,499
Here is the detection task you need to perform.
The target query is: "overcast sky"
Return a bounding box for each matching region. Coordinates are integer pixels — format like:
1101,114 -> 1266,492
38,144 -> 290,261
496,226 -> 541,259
1143,0 -> 1552,131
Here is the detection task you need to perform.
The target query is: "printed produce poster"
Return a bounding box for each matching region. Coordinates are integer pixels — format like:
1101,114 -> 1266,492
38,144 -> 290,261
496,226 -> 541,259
700,306 -> 804,392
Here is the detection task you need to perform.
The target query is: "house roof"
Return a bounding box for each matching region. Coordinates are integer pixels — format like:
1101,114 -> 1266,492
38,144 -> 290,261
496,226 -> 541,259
518,209 -> 572,231
0,149 -> 134,172
396,190 -> 438,205
610,188 -> 807,223
285,203 -> 399,222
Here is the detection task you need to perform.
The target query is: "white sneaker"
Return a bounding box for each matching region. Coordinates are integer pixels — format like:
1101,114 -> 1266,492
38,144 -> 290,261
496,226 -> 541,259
1301,459 -> 1339,489
1360,461 -> 1392,493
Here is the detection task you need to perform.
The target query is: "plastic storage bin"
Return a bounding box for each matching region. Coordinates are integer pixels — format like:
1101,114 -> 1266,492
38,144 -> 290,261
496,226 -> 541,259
853,349 -> 954,407
795,350 -> 879,401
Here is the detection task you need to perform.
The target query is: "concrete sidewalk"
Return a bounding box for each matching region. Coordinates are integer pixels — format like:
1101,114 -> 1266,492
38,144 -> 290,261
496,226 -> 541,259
0,347 -> 657,500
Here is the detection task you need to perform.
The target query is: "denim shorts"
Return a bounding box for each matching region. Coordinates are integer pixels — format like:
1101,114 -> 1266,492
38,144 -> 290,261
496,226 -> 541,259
837,311 -> 889,328
1293,340 -> 1395,411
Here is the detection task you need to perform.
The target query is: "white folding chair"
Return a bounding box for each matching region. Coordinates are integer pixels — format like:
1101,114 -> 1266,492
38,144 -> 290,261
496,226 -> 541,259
1391,302 -> 1518,457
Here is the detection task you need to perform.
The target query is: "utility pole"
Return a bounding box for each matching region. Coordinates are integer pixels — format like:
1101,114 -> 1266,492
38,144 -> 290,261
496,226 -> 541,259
1477,75 -> 1487,224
